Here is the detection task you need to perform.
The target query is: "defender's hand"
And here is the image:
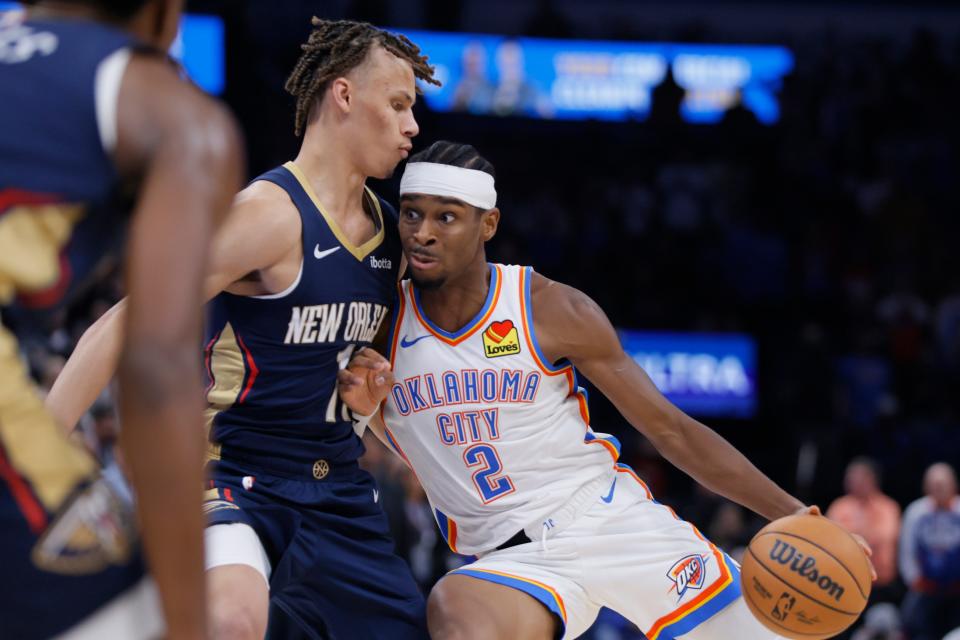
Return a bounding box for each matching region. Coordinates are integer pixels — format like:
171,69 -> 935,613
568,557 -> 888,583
795,505 -> 878,581
336,347 -> 394,416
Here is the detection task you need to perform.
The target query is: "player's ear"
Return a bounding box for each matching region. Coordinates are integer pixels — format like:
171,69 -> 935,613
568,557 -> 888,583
480,207 -> 500,242
330,77 -> 353,113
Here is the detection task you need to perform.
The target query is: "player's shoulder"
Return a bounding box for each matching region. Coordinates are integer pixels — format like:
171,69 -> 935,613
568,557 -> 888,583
529,270 -> 609,350
122,53 -> 225,122
528,269 -> 601,322
231,179 -> 299,233
236,178 -> 293,207
117,53 -> 240,170
524,268 -> 616,362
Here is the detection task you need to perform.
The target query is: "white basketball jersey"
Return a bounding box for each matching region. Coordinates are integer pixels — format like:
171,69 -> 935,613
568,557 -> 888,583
382,263 -> 619,555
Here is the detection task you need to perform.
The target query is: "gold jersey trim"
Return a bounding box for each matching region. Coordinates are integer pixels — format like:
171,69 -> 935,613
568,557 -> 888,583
283,161 -> 385,261
204,322 -> 245,462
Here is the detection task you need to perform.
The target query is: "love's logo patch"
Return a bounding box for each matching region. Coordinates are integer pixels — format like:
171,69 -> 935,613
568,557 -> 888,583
482,320 -> 521,358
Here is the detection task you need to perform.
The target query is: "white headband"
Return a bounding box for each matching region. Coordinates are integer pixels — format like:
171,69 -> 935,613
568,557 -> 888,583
399,162 -> 497,210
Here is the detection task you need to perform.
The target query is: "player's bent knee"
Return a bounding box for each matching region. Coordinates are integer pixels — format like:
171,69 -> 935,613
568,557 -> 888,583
210,605 -> 262,640
427,577 -> 500,640
209,594 -> 266,640
208,564 -> 269,640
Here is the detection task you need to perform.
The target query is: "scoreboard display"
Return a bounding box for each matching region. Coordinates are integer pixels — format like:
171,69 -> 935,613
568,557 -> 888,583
401,29 -> 793,124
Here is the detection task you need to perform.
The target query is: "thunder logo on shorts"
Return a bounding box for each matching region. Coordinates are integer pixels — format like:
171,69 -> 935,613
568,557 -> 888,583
667,554 -> 710,600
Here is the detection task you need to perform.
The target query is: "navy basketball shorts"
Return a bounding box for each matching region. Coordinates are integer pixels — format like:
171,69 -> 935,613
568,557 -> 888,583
205,456 -> 428,640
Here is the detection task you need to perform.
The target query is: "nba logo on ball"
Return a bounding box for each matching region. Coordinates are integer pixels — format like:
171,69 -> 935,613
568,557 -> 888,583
666,553 -> 709,599
482,320 -> 521,358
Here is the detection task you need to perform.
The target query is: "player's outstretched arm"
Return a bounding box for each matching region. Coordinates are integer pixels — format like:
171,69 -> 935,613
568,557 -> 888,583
530,273 -> 805,523
45,298 -> 126,431
113,54 -> 243,639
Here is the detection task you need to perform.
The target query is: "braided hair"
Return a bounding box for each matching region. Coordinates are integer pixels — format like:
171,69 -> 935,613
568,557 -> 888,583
406,140 -> 495,178
285,18 -> 440,137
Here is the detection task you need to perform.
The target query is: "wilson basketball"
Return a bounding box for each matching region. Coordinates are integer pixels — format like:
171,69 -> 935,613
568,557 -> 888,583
741,514 -> 871,639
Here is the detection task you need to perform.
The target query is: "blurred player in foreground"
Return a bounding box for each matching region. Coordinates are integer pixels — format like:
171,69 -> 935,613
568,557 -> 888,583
47,18 -> 440,640
340,140 -> 874,639
0,0 -> 242,637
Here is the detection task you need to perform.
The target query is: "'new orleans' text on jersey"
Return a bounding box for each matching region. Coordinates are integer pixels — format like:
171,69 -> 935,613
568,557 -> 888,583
284,301 -> 388,345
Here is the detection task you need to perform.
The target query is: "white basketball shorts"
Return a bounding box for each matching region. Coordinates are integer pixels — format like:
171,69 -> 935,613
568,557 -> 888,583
449,463 -> 786,639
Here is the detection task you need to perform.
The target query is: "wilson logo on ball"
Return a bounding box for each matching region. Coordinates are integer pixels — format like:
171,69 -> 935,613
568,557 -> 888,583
666,553 -> 709,599
770,539 -> 845,601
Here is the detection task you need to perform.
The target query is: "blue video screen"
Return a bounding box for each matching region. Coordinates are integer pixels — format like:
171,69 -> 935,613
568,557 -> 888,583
401,29 -> 793,124
0,3 -> 224,94
170,14 -> 225,95
618,330 -> 757,417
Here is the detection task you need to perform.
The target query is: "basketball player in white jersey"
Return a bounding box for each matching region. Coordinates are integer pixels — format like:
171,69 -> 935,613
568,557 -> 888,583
339,140 -> 876,639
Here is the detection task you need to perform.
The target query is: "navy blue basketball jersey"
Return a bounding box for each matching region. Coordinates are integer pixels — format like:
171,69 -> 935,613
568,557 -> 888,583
204,162 -> 403,469
0,16 -> 139,313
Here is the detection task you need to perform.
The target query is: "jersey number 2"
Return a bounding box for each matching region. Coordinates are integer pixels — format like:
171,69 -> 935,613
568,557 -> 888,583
463,444 -> 515,504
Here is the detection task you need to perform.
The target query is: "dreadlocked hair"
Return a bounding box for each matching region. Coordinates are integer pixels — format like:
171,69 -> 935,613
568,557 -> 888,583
285,18 -> 440,137
407,140 -> 496,179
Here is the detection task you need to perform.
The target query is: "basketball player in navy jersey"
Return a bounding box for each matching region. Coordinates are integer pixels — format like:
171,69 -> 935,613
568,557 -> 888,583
47,19 -> 440,640
340,141 -> 877,640
0,0 -> 242,638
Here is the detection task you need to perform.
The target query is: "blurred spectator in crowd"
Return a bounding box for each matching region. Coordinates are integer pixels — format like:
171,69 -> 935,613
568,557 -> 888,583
850,603 -> 903,640
935,279 -> 960,369
682,484 -> 726,534
707,503 -> 752,561
875,276 -> 930,366
37,352 -> 66,395
491,39 -> 552,117
394,468 -> 450,591
827,458 -> 901,593
452,41 -> 495,114
84,400 -> 119,455
648,66 -> 685,128
720,89 -> 761,132
899,462 -> 960,640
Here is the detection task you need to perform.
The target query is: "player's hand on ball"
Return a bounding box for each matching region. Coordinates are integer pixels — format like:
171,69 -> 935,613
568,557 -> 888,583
336,347 -> 394,416
794,504 -> 878,581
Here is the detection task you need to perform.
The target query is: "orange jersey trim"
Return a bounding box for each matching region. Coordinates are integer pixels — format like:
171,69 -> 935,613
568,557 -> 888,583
409,265 -> 503,346
587,437 -> 619,462
464,568 -> 568,623
645,545 -> 732,640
